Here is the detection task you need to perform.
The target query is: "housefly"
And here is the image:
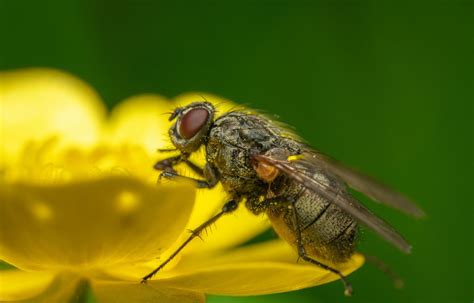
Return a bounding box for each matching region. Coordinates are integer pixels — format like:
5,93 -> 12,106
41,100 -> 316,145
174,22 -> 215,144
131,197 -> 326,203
141,101 -> 425,296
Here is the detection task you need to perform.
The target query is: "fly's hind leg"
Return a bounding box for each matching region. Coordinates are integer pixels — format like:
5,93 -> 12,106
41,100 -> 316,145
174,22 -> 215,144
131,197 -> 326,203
141,199 -> 239,282
249,194 -> 353,295
290,201 -> 353,296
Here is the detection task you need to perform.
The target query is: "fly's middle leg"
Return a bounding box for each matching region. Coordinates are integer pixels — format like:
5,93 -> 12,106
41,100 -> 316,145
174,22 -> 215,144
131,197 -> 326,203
141,199 -> 239,283
290,201 -> 354,296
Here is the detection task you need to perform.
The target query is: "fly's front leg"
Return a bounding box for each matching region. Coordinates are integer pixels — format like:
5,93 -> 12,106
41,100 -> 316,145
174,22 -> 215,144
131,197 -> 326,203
153,154 -> 185,174
154,154 -> 204,178
290,200 -> 354,296
160,163 -> 219,189
141,199 -> 239,282
182,159 -> 204,176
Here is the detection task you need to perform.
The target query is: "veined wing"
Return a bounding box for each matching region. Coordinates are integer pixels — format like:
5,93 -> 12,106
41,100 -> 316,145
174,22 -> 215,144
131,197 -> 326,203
253,153 -> 412,253
300,151 -> 425,218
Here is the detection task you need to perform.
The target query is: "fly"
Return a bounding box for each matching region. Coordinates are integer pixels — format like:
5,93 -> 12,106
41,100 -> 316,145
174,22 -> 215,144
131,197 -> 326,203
141,101 -> 425,296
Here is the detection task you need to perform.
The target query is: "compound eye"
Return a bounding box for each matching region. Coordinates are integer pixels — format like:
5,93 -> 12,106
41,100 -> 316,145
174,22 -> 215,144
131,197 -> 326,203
179,108 -> 209,139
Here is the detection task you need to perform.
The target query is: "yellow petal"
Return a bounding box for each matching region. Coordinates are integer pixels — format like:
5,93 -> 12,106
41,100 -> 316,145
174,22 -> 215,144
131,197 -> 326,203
0,270 -> 55,301
101,202 -> 270,281
92,281 -> 204,303
156,240 -> 364,296
105,94 -> 172,154
0,176 -> 195,271
12,272 -> 93,302
0,68 -> 106,166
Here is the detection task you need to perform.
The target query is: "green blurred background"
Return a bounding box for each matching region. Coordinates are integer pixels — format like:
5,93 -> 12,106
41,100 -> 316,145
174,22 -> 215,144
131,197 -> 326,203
1,1 -> 472,302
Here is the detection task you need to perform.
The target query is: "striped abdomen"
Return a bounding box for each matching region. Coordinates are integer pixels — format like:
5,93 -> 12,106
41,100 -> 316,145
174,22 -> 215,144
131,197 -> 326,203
267,180 -> 358,263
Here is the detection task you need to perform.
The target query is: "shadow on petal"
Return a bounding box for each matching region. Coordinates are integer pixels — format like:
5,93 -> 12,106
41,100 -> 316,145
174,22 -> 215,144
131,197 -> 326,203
92,281 -> 204,303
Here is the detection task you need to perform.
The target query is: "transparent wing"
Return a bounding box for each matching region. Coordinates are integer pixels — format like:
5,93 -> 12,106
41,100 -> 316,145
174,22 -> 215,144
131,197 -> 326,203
302,151 -> 425,218
253,153 -> 412,253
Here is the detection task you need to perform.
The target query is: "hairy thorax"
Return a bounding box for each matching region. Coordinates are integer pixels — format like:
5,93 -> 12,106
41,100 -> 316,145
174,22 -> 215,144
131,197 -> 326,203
206,112 -> 298,196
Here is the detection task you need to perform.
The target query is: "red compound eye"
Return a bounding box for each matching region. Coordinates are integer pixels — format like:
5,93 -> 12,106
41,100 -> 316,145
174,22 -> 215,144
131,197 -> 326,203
179,108 -> 209,139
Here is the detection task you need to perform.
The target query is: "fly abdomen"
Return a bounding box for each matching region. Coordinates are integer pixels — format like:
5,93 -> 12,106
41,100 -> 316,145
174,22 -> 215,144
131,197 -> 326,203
295,188 -> 358,262
267,179 -> 358,263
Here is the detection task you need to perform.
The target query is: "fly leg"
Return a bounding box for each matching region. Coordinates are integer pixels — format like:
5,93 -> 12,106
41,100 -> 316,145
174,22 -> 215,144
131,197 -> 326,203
181,159 -> 204,176
154,154 -> 205,178
159,163 -> 219,189
291,201 -> 354,296
154,154 -> 202,172
156,148 -> 178,153
153,155 -> 182,171
160,170 -> 212,188
141,199 -> 239,282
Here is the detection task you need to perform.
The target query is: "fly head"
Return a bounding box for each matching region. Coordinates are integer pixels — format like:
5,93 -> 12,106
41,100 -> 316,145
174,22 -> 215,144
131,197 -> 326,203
168,101 -> 215,153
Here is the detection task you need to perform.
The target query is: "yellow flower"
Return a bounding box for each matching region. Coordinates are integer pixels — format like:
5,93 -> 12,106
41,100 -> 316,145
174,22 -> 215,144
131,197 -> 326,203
0,68 -> 364,302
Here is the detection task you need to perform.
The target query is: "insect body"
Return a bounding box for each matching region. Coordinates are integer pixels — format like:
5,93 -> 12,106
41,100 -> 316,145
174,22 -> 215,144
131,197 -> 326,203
206,112 -> 357,262
142,101 -> 424,296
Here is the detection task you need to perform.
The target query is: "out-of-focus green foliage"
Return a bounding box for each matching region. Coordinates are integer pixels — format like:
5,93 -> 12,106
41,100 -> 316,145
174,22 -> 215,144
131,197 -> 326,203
1,1 -> 472,302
